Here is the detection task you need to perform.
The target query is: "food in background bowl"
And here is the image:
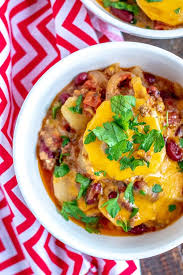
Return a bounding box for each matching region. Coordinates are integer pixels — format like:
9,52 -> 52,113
97,0 -> 183,30
37,63 -> 183,235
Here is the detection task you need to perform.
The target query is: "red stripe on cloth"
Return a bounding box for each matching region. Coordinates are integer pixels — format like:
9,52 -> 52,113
62,1 -> 97,46
24,226 -> 51,275
0,215 -> 25,271
119,261 -> 137,275
15,267 -> 33,275
4,177 -> 36,234
56,34 -> 79,53
0,87 -> 7,117
103,259 -> 116,275
0,145 -> 13,175
0,31 -> 7,52
0,239 -> 5,253
44,234 -> 69,275
52,0 -> 65,18
56,240 -> 83,275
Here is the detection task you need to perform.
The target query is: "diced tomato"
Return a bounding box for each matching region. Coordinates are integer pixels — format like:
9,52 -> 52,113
83,92 -> 101,109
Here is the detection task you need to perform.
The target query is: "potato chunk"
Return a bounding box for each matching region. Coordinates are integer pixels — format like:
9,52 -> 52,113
61,96 -> 89,131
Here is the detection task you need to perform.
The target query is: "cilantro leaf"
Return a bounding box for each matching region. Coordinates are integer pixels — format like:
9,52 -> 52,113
107,140 -> 133,161
59,152 -> 70,164
152,184 -> 163,193
61,200 -> 99,225
85,224 -> 99,234
139,190 -> 146,196
178,160 -> 183,172
93,122 -> 127,147
54,163 -> 70,177
101,194 -> 120,218
120,156 -> 145,171
111,95 -> 136,116
94,170 -> 106,176
180,138 -> 183,148
110,2 -> 139,15
84,131 -> 96,144
144,125 -> 150,134
76,173 -> 91,199
133,129 -> 165,153
168,204 -> 176,212
124,182 -> 134,204
116,219 -> 131,232
130,207 -> 139,218
113,110 -> 133,131
69,95 -> 83,114
61,136 -> 70,147
52,103 -> 61,119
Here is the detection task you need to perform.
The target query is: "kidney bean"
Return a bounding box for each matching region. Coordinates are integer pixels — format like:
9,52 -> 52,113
86,182 -> 102,205
118,182 -> 127,193
39,139 -> 54,158
147,86 -> 160,98
100,216 -> 109,226
175,124 -> 183,137
108,191 -> 117,199
74,72 -> 88,86
59,93 -> 70,104
144,72 -> 156,85
133,180 -> 146,191
110,8 -> 134,23
166,138 -> 182,161
129,224 -> 148,235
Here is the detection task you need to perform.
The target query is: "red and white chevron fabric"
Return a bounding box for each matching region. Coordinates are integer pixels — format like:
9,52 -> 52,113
0,0 -> 140,274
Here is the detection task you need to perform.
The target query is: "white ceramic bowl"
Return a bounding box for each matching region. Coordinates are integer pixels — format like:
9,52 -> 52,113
81,0 -> 183,39
13,42 -> 183,260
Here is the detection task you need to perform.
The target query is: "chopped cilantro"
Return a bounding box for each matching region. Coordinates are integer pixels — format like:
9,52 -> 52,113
168,204 -> 176,212
130,207 -> 139,219
139,190 -> 146,196
94,170 -> 106,176
107,140 -> 133,161
59,152 -> 70,164
174,8 -> 181,14
152,184 -> 163,193
101,194 -> 120,218
85,224 -> 99,234
144,125 -> 150,134
52,103 -> 61,119
178,160 -> 183,172
111,95 -> 136,116
124,182 -> 134,204
120,156 -> 146,171
84,131 -> 96,144
116,219 -> 131,232
61,200 -> 99,226
69,95 -> 83,114
76,173 -> 91,199
61,136 -> 70,147
180,138 -> 183,148
93,121 -> 127,147
54,164 -> 70,177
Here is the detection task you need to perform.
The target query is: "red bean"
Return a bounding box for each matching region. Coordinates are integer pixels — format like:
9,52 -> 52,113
39,139 -> 54,158
129,224 -> 148,235
59,93 -> 70,104
110,8 -> 134,23
166,139 -> 182,161
86,183 -> 102,205
175,124 -> 183,137
144,72 -> 156,85
118,182 -> 127,193
147,86 -> 160,98
74,72 -> 88,86
133,180 -> 146,191
108,191 -> 117,199
100,216 -> 109,226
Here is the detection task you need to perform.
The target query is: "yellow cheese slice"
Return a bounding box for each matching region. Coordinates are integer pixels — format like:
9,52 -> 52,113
136,0 -> 183,26
84,100 -> 165,181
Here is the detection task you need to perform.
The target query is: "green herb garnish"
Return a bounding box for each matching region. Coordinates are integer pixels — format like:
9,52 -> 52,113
124,182 -> 134,203
152,184 -> 163,193
180,138 -> 183,148
84,131 -> 96,144
52,103 -> 61,119
69,95 -> 83,114
120,156 -> 147,171
130,207 -> 139,218
101,194 -> 120,218
76,173 -> 91,199
168,204 -> 176,212
61,136 -> 70,147
174,8 -> 181,14
54,163 -> 70,177
116,219 -> 131,232
94,170 -> 106,176
139,190 -> 146,196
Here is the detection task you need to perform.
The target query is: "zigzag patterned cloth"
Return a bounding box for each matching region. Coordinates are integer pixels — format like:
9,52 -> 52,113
0,0 -> 140,274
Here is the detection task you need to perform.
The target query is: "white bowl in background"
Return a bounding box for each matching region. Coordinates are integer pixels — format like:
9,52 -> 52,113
13,42 -> 183,260
81,0 -> 183,39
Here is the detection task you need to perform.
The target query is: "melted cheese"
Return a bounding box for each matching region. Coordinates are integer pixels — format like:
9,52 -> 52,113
136,0 -> 183,26
84,100 -> 165,180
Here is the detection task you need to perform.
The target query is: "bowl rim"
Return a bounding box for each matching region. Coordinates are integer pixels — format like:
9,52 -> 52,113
81,0 -> 183,39
13,42 -> 183,260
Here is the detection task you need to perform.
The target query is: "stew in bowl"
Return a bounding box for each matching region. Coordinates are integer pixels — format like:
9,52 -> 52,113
37,63 -> 183,236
